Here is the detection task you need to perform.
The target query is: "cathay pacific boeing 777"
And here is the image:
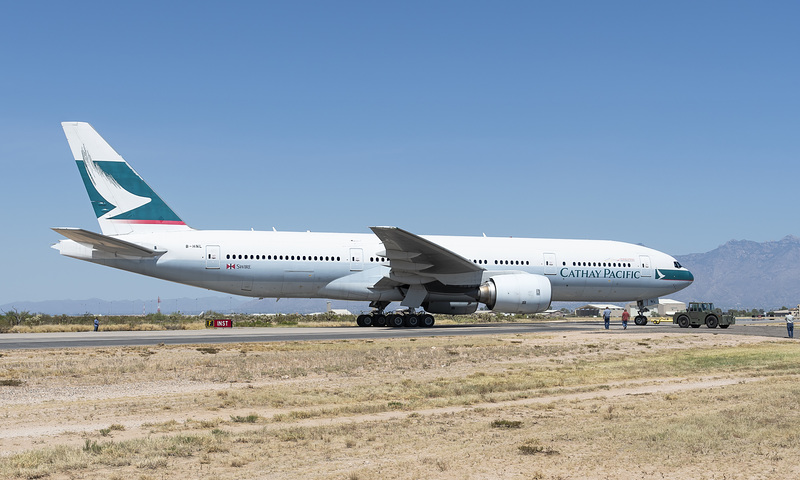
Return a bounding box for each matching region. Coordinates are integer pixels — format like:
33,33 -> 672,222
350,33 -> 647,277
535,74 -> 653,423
53,122 -> 693,327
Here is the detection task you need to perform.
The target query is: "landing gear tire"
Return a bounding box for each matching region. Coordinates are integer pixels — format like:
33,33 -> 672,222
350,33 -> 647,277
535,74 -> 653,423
677,315 -> 690,328
420,314 -> 435,328
634,315 -> 647,326
404,315 -> 420,328
387,314 -> 404,328
705,315 -> 719,329
357,314 -> 373,327
374,314 -> 387,327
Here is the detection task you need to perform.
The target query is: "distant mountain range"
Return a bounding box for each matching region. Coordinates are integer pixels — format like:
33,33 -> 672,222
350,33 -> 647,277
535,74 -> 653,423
672,235 -> 800,310
4,236 -> 799,315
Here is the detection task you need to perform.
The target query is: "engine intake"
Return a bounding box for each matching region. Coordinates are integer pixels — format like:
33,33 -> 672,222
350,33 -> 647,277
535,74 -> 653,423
477,274 -> 552,314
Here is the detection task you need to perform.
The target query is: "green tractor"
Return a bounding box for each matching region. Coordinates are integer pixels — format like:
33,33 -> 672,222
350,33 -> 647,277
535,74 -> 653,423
673,302 -> 735,329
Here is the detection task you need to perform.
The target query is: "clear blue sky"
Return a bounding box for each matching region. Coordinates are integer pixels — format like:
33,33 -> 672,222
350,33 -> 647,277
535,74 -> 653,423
1,1 -> 798,304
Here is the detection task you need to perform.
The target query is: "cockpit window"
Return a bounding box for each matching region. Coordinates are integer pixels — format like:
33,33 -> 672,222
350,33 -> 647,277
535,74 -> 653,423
674,261 -> 682,269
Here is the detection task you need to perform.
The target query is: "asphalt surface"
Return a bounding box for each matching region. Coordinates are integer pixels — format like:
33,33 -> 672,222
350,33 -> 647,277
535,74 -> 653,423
0,319 -> 792,350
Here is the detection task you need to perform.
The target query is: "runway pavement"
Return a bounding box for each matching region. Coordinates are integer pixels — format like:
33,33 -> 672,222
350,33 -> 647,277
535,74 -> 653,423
0,319 -> 790,350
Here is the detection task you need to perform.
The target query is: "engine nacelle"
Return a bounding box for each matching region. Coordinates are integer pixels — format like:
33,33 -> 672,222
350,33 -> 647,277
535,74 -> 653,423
477,274 -> 552,314
422,301 -> 479,315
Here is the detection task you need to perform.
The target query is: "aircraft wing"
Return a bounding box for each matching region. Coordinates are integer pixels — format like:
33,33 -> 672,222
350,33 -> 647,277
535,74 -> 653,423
370,226 -> 483,285
52,228 -> 162,257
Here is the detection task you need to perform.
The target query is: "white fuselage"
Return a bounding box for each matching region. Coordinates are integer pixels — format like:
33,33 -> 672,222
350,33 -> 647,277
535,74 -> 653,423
55,229 -> 691,304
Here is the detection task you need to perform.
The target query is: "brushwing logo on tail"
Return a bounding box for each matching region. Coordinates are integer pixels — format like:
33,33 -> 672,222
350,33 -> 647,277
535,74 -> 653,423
76,146 -> 183,224
81,146 -> 151,220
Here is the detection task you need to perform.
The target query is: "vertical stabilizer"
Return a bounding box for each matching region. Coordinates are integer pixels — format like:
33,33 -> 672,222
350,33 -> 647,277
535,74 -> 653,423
61,122 -> 191,235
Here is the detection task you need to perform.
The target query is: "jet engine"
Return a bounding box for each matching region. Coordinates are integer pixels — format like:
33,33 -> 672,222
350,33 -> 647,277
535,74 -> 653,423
477,274 -> 552,314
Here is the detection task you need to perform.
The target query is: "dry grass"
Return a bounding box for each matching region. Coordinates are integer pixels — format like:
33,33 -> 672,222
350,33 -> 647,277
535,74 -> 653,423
1,331 -> 799,479
8,322 -> 206,333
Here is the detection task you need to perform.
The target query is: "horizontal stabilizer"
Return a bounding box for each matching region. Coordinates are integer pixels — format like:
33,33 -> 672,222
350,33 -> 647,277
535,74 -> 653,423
52,227 -> 162,257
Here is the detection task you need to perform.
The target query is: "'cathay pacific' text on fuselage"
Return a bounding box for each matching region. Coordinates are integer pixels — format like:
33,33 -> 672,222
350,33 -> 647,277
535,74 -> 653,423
560,268 -> 641,279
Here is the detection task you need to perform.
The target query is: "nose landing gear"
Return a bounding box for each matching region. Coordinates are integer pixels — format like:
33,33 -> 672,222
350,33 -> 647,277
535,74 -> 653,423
633,300 -> 650,326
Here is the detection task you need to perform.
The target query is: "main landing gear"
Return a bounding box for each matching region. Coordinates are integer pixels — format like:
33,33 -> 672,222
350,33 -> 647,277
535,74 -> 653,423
356,311 -> 435,328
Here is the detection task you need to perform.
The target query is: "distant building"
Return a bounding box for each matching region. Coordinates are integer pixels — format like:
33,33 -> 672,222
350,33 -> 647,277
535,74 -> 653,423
309,309 -> 352,316
624,299 -> 686,317
575,304 -> 624,318
313,301 -> 352,316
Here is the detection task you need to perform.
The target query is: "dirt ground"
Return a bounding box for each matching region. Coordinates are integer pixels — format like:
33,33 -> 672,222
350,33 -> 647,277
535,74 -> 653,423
1,329 -> 799,479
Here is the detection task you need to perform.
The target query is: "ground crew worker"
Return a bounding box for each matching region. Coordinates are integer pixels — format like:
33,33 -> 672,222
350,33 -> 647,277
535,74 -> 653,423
603,307 -> 611,330
94,317 -> 99,332
786,313 -> 794,338
621,310 -> 629,330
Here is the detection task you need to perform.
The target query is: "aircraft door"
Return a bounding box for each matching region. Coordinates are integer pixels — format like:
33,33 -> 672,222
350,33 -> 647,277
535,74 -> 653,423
543,253 -> 557,275
639,255 -> 652,277
206,245 -> 220,269
349,248 -> 363,271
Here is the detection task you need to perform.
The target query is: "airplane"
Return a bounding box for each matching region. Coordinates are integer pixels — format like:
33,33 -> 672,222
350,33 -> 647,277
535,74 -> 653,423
53,122 -> 694,327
